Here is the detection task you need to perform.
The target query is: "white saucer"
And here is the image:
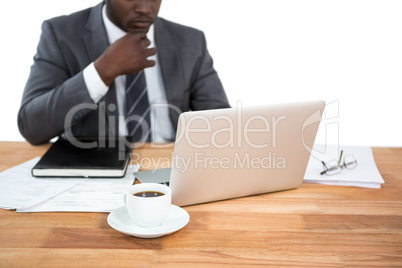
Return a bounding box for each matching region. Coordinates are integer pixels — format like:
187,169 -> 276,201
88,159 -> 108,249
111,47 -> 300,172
107,205 -> 190,238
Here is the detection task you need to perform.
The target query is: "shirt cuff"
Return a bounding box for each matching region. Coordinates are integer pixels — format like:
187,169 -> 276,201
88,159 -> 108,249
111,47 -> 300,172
83,62 -> 108,103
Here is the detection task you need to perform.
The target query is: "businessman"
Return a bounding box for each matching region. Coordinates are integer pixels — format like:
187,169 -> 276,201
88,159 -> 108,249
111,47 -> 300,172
18,0 -> 230,145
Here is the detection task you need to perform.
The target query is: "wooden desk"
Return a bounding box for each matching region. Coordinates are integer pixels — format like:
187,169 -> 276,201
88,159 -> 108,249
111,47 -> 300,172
0,142 -> 401,266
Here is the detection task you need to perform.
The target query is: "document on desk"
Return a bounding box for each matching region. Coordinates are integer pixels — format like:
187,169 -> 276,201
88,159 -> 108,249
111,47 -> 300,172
0,158 -> 86,210
18,165 -> 137,213
303,144 -> 384,188
0,157 -> 138,212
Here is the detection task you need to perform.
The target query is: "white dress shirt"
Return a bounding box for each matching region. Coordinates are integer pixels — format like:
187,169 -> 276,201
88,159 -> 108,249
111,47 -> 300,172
83,5 -> 175,142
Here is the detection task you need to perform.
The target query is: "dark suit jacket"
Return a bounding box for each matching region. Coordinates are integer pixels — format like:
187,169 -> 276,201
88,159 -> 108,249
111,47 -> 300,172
18,2 -> 230,145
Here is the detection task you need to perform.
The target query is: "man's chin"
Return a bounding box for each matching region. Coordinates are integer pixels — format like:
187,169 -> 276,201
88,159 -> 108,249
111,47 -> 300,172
126,27 -> 150,34
125,22 -> 152,34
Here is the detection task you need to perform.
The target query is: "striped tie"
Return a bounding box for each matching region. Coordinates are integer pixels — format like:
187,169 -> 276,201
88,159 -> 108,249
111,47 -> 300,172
125,70 -> 151,142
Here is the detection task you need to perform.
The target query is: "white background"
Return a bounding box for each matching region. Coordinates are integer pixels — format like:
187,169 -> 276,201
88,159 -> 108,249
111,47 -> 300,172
1,0 -> 401,146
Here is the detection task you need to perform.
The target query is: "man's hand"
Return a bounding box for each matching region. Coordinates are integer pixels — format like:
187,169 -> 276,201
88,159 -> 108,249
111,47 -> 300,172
94,32 -> 156,86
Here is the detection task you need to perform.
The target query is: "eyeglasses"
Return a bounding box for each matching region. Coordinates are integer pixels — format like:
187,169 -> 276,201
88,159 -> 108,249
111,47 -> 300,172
320,150 -> 357,175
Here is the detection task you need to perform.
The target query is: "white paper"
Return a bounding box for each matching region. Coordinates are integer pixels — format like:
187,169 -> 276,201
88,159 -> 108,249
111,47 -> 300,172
304,180 -> 381,189
17,165 -> 138,213
303,144 -> 384,188
0,158 -> 86,210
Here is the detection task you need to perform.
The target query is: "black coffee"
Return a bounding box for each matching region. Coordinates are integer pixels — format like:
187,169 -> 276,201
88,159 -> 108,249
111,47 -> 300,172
133,191 -> 165,198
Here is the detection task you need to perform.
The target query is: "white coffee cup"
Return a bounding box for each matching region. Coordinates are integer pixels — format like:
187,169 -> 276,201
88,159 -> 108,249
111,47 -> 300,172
123,183 -> 171,228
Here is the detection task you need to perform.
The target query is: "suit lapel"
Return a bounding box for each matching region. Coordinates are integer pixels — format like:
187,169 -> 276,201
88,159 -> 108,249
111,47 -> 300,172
154,18 -> 183,108
83,3 -> 119,137
83,2 -> 109,62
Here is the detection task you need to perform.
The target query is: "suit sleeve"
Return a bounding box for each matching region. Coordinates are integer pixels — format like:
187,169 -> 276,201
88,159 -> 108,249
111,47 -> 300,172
18,20 -> 95,145
189,33 -> 230,111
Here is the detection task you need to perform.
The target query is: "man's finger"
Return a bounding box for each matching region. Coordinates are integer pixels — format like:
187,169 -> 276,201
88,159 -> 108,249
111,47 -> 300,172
142,38 -> 151,47
145,48 -> 157,57
145,60 -> 156,68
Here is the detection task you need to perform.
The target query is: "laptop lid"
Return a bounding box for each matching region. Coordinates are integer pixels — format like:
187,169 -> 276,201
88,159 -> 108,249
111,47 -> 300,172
169,100 -> 325,206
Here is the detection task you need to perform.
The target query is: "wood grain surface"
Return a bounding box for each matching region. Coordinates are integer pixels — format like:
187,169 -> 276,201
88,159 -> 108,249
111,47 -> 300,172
0,142 -> 401,267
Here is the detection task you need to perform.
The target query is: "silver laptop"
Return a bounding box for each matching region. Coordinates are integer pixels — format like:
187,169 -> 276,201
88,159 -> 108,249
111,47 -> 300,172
135,100 -> 325,206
